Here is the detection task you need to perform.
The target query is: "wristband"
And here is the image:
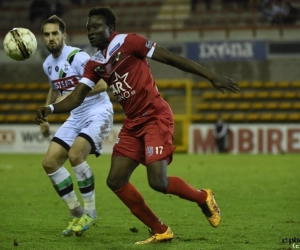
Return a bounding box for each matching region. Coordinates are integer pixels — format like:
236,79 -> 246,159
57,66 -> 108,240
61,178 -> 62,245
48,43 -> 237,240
47,104 -> 54,114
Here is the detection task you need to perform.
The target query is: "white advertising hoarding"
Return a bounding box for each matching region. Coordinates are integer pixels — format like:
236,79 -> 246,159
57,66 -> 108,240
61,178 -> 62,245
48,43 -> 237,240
189,124 -> 300,154
0,125 -> 122,154
1,124 -> 299,154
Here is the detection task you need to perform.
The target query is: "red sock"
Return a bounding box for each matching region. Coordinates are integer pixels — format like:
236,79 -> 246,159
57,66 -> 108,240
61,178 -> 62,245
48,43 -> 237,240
166,176 -> 207,205
114,183 -> 168,234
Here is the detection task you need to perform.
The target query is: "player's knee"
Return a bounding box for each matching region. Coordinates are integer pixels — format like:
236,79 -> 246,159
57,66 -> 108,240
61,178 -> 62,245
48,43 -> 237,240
68,150 -> 84,166
148,180 -> 168,193
106,175 -> 125,191
42,157 -> 57,174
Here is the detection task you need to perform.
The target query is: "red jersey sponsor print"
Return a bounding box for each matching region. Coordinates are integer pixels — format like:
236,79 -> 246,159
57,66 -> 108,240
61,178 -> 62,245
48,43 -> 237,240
82,33 -> 169,119
52,76 -> 79,90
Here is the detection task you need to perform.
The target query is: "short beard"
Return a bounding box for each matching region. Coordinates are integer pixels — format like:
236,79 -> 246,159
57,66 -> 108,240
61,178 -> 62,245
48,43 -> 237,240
47,46 -> 61,55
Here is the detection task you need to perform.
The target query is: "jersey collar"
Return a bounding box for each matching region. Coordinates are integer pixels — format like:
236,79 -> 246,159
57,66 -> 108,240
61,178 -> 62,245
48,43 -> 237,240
108,32 -> 118,42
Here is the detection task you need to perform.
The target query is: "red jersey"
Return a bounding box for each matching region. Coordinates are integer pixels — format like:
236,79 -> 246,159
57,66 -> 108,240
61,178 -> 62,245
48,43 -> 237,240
81,32 -> 169,119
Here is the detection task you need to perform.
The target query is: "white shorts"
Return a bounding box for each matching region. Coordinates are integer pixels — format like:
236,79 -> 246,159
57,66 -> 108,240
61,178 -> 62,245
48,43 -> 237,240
52,106 -> 113,157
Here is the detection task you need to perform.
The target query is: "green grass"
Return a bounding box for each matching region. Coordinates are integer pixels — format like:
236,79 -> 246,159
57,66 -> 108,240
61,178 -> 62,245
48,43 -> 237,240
0,154 -> 299,250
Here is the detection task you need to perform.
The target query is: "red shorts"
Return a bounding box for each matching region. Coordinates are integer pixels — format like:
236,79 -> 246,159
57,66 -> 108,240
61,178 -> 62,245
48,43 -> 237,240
112,107 -> 176,166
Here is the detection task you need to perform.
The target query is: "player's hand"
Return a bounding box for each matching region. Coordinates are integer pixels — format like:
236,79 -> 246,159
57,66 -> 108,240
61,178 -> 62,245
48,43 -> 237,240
209,75 -> 239,94
35,106 -> 51,125
40,121 -> 51,137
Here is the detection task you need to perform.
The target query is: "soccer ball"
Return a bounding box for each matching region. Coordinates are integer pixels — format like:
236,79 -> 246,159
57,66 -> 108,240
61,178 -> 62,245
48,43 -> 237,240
3,28 -> 37,61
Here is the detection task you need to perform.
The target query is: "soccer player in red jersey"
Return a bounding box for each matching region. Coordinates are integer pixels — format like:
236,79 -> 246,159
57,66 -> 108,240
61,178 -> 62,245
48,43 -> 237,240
35,6 -> 239,244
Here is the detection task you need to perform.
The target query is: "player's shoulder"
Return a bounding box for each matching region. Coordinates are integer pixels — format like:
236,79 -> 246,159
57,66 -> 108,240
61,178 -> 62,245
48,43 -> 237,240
124,33 -> 146,41
64,45 -> 90,58
43,54 -> 53,69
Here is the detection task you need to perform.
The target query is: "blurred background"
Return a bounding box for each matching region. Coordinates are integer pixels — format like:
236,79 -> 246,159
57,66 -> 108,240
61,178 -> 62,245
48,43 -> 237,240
1,0 -> 300,155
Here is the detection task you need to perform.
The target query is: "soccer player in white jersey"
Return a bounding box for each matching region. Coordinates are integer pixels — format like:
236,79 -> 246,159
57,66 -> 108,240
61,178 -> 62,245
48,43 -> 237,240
40,15 -> 113,236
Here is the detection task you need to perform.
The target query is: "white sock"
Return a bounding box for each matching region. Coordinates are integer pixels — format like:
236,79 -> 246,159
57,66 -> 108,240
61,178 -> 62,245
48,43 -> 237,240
73,161 -> 96,216
48,167 -> 82,213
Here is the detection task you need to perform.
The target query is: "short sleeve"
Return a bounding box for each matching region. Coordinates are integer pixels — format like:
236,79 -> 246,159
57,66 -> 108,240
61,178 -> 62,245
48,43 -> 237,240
72,51 -> 90,76
80,60 -> 99,89
125,34 -> 156,59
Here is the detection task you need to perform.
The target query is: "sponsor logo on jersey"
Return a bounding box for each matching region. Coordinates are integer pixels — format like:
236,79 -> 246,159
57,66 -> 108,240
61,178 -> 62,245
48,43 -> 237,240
55,66 -> 59,72
145,40 -> 153,49
109,43 -> 120,56
52,76 -> 79,90
93,51 -> 105,63
111,52 -> 122,66
110,72 -> 136,101
147,146 -> 153,157
94,65 -> 105,73
63,62 -> 70,73
48,66 -> 52,75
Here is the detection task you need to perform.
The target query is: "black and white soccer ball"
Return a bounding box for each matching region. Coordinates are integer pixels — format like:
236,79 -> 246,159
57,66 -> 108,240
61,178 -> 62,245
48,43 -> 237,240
3,27 -> 37,61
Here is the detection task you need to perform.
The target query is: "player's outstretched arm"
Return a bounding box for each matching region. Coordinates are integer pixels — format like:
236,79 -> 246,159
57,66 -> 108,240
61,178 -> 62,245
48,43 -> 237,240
55,79 -> 107,102
86,79 -> 108,96
35,82 -> 92,124
151,45 -> 239,94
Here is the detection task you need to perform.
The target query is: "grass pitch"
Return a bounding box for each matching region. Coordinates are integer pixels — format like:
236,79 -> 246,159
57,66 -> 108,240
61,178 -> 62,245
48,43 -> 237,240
0,153 -> 299,250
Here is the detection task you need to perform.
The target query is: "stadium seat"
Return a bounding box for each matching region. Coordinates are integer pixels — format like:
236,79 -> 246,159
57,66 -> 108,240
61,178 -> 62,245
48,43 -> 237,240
210,102 -> 223,110
231,113 -> 245,121
224,102 -> 237,110
0,83 -> 15,90
251,81 -> 263,88
291,81 -> 300,88
215,93 -> 228,99
191,114 -> 204,122
260,113 -> 273,121
203,113 -> 218,122
33,93 -> 47,101
270,91 -> 283,99
288,113 -> 300,121
0,104 -> 12,112
277,81 -> 290,88
202,92 -> 215,100
293,102 -> 300,109
238,81 -> 250,88
18,114 -> 34,123
264,81 -> 276,88
15,83 -> 27,90
197,103 -> 210,110
238,102 -> 250,110
256,91 -> 269,99
265,102 -> 278,110
20,94 -> 32,101
7,94 -> 20,101
246,113 -> 259,121
284,92 -> 297,99
195,81 -> 211,89
25,103 -> 41,112
12,104 -> 25,111
279,102 -> 292,110
243,92 -> 255,99
252,102 -> 264,110
274,113 -> 287,121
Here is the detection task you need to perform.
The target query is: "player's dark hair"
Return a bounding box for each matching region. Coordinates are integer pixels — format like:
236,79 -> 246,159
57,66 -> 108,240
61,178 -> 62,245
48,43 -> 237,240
41,15 -> 66,33
88,6 -> 117,30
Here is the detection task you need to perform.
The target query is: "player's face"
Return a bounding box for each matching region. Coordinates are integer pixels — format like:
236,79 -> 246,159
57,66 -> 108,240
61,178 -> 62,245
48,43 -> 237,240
42,23 -> 66,57
86,15 -> 111,50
